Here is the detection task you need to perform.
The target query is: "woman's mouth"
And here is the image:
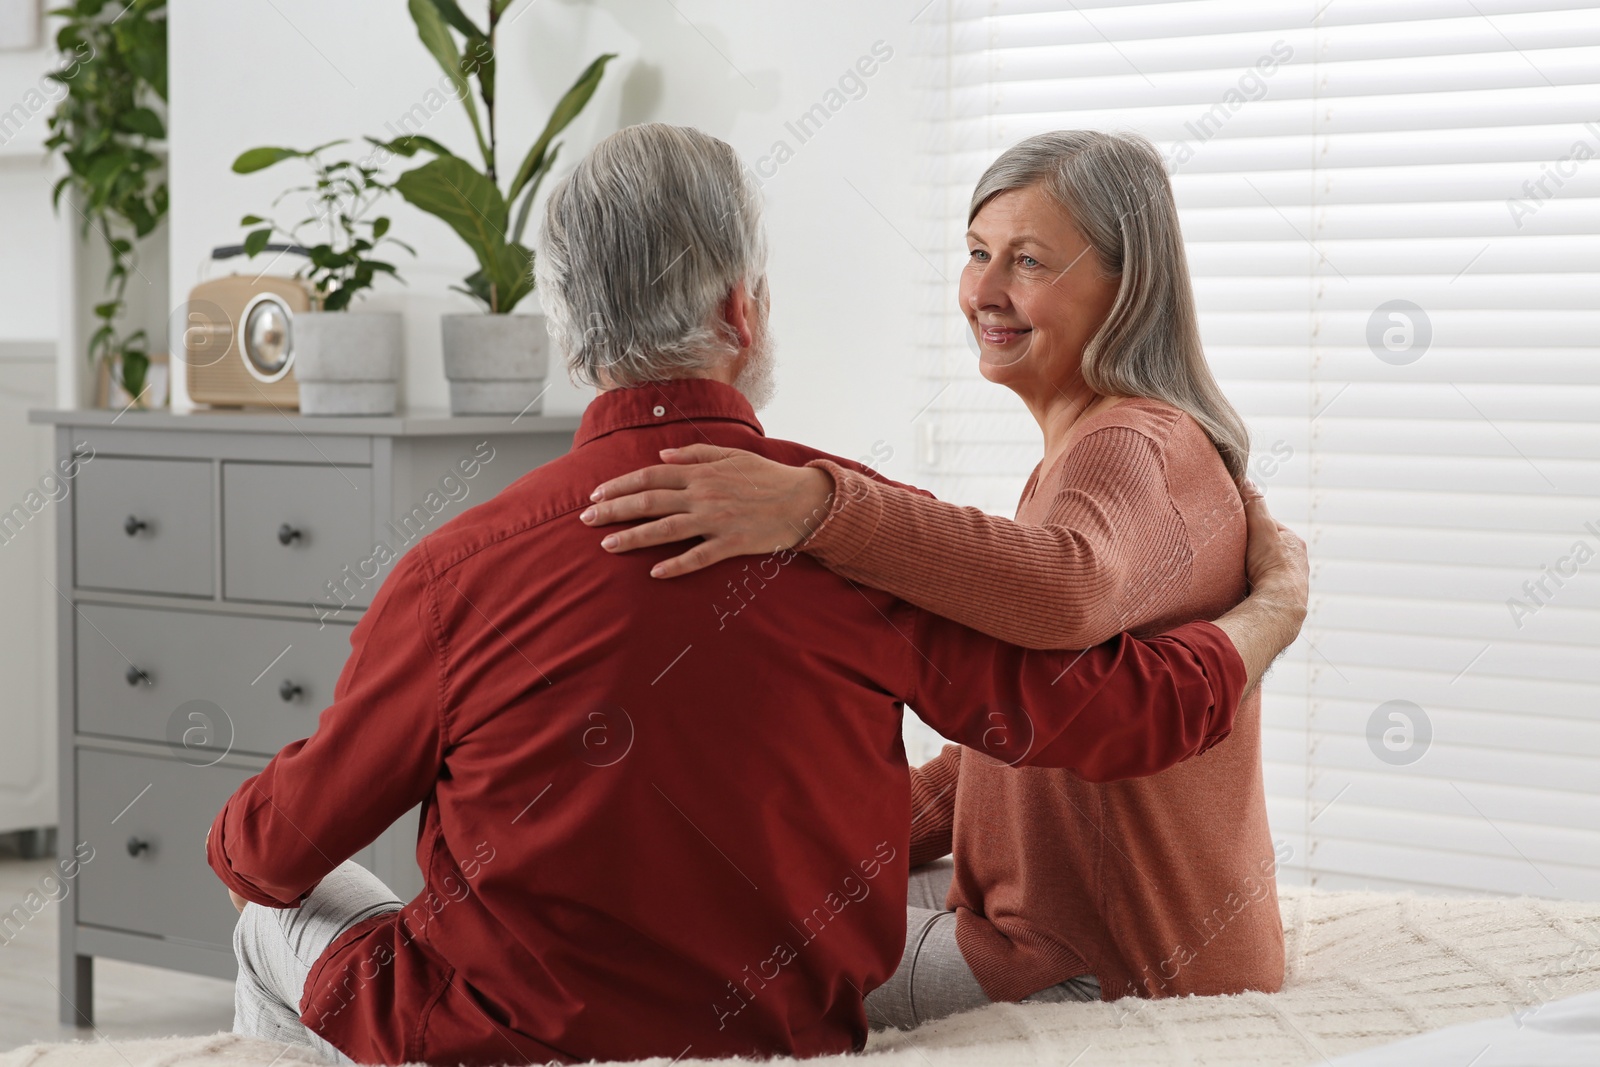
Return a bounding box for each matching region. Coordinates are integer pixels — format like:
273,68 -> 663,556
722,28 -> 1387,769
979,324 -> 1031,346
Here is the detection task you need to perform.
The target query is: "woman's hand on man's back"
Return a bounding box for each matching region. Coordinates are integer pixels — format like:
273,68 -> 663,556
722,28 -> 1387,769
580,444 -> 835,578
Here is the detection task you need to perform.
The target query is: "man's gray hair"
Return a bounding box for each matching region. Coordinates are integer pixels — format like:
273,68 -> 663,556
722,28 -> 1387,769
536,123 -> 768,388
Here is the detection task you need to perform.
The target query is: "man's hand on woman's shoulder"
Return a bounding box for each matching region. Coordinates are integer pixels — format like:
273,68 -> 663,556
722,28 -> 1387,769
1240,481 -> 1309,630
1209,484 -> 1308,692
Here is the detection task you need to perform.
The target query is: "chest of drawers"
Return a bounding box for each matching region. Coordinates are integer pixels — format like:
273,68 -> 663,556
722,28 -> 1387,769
30,407 -> 577,1026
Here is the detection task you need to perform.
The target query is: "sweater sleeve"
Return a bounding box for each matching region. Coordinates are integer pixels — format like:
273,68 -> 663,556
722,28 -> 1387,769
908,745 -> 961,867
803,426 -> 1195,650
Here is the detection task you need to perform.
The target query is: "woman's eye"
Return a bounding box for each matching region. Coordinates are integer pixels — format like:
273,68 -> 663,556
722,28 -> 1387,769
1019,255 -> 1040,268
968,249 -> 989,263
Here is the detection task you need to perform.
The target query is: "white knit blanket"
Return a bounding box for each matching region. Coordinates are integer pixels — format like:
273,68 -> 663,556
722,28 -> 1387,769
7,887 -> 1600,1067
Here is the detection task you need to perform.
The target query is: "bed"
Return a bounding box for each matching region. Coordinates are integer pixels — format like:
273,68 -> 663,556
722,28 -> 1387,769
6,885 -> 1599,1067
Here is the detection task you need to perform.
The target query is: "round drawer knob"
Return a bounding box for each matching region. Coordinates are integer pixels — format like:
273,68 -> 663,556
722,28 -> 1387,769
126,836 -> 151,858
278,680 -> 303,703
123,515 -> 148,537
277,523 -> 303,546
125,665 -> 150,687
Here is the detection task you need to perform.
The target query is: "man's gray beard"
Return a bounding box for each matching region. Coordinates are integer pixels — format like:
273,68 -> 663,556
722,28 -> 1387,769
734,327 -> 777,411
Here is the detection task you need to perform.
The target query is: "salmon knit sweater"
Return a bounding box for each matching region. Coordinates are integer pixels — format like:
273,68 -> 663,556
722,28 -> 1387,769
801,397 -> 1284,1003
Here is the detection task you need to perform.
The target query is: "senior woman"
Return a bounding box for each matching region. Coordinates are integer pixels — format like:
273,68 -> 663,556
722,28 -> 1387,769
579,130 -> 1286,1026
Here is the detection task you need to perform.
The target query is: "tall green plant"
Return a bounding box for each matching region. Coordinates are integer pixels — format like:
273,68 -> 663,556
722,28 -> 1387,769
371,0 -> 614,313
46,0 -> 169,404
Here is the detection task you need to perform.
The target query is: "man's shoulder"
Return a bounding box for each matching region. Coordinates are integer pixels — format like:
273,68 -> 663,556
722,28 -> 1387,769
396,426 -> 918,585
404,448 -> 598,580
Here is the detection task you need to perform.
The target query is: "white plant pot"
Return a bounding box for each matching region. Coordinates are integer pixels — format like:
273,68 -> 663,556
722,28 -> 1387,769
293,310 -> 403,416
441,313 -> 550,416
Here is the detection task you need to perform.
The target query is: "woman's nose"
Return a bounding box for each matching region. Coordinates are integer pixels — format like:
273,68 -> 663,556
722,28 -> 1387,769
967,262 -> 1010,311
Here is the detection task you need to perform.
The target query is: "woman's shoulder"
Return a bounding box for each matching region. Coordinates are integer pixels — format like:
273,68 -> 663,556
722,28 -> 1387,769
1064,396 -> 1237,511
1077,396 -> 1198,454
1040,398 -> 1188,499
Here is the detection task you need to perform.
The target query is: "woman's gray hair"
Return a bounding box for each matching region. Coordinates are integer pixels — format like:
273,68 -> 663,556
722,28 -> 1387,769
971,131 -> 1252,481
536,123 -> 768,388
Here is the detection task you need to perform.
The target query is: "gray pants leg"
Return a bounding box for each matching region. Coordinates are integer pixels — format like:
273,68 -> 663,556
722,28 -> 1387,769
865,858 -> 1100,1031
232,861 -> 404,1065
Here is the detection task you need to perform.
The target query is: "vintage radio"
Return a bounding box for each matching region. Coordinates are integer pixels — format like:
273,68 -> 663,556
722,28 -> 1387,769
181,274 -> 312,409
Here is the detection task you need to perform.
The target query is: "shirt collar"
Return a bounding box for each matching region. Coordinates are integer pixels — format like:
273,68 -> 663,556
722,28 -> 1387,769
574,378 -> 765,448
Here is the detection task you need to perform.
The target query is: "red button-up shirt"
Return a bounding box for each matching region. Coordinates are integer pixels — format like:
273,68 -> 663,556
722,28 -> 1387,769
208,378 -> 1245,1066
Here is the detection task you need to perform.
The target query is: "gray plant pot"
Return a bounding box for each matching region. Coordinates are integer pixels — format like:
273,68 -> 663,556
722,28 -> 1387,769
293,310 -> 403,416
441,313 -> 550,416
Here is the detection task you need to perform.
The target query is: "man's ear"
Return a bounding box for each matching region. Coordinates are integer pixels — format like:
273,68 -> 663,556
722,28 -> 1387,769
720,280 -> 755,351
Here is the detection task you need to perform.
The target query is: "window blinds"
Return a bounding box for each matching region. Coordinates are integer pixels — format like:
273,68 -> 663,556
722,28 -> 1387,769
911,0 -> 1600,898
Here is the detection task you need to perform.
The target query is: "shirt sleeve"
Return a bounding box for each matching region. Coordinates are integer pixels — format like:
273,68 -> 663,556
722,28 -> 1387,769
898,603 -> 1244,782
207,547 -> 446,907
908,746 -> 961,868
803,427 -> 1194,650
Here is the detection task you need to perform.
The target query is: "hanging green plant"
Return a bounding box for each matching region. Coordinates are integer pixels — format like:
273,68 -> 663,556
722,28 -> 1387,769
45,0 -> 169,406
370,0 -> 614,314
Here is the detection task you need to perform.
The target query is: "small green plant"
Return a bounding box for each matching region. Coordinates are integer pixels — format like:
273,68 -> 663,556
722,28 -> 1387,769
229,142 -> 414,311
371,0 -> 615,313
45,0 -> 169,405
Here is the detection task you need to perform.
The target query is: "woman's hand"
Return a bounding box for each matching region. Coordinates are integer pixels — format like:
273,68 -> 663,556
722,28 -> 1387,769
580,444 -> 835,577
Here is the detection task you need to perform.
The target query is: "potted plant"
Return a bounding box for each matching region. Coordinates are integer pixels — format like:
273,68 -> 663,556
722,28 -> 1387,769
45,0 -> 168,407
229,141 -> 415,415
372,0 -> 615,415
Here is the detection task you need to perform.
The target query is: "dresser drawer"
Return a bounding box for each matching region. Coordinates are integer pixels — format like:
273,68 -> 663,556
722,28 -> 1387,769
76,749 -> 252,949
75,457 -> 213,597
222,462 -> 374,607
76,603 -> 353,757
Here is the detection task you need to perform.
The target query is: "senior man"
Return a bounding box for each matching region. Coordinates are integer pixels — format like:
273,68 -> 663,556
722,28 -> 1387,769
208,123 -> 1308,1067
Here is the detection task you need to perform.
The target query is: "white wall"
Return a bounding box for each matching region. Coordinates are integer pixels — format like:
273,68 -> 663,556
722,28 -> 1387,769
0,16 -> 62,344
167,0 -> 923,474
0,14 -> 62,831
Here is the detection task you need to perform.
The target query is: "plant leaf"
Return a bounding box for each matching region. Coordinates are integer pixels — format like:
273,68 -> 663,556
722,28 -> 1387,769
506,53 -> 616,204
424,0 -> 482,39
463,242 -> 534,314
470,33 -> 495,117
123,23 -> 168,101
407,0 -> 490,170
394,155 -> 510,274
232,139 -> 345,174
119,350 -> 150,403
366,134 -> 457,160
240,214 -> 266,226
243,227 -> 273,256
495,242 -> 536,313
232,146 -> 303,174
116,107 -> 165,139
511,141 -> 558,243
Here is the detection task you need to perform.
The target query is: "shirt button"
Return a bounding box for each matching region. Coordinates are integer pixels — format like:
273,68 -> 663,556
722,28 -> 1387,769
652,405 -> 666,417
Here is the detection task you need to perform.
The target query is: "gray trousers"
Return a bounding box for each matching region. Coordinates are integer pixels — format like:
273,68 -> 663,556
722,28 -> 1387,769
232,861 -> 404,1065
865,858 -> 1100,1030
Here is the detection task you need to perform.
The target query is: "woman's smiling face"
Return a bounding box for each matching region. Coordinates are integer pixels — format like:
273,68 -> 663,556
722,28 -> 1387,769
960,182 -> 1122,402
